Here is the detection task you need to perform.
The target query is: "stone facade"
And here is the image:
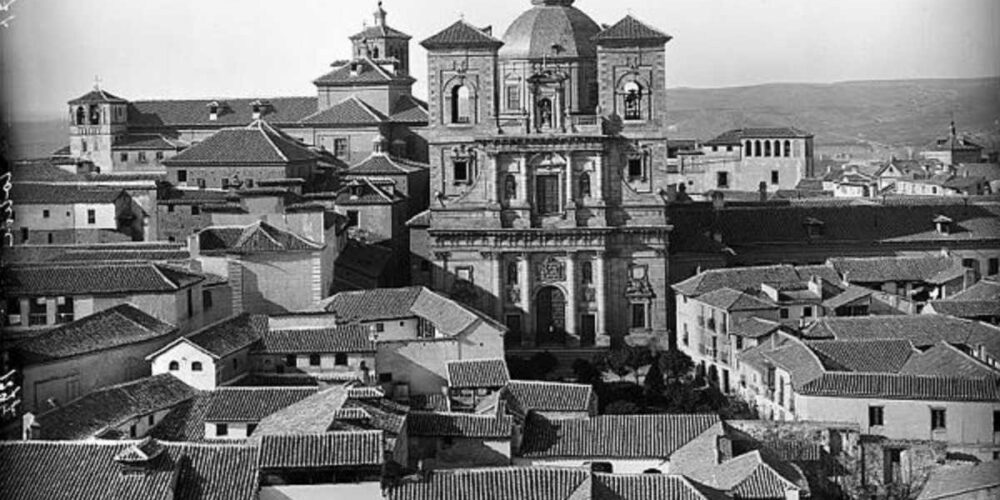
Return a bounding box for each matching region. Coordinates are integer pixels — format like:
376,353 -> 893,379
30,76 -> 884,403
419,5 -> 677,350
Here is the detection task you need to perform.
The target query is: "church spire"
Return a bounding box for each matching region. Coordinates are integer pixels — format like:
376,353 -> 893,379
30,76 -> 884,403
374,1 -> 387,27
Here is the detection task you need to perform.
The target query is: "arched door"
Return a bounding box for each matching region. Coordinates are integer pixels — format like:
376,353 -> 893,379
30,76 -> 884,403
535,286 -> 566,345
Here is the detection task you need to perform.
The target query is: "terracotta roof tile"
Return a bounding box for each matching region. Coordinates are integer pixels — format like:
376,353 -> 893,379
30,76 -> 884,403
387,466 -> 589,500
704,127 -> 812,146
803,315 -> 1000,361
204,387 -> 317,423
198,221 -> 323,254
348,153 -> 427,176
316,286 -> 424,322
68,87 -> 128,104
696,287 -> 775,311
164,120 -> 319,164
149,393 -> 212,442
798,372 -> 1000,401
184,314 -> 269,358
350,23 -> 411,40
806,339 -> 916,373
593,15 -> 672,44
918,460 -> 1000,500
828,255 -> 966,284
113,134 -> 185,151
15,304 -> 176,364
312,58 -> 412,86
254,325 -> 376,354
258,430 -> 384,469
10,183 -> 125,204
36,374 -> 197,440
298,95 -> 389,125
899,342 -> 1000,378
422,20 -> 504,50
500,380 -> 596,415
0,440 -> 259,500
407,411 -> 512,439
447,358 -> 510,388
519,414 -> 719,459
390,94 -> 429,123
128,96 -> 317,127
594,473 -> 724,500
253,386 -> 349,436
3,261 -> 203,296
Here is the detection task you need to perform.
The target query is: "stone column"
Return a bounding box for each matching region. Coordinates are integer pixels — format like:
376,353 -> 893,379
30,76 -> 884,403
484,251 -> 503,319
485,154 -> 498,204
564,253 -> 578,346
519,253 -> 532,347
565,161 -> 575,209
594,251 -> 609,347
594,154 -> 604,203
518,155 -> 529,204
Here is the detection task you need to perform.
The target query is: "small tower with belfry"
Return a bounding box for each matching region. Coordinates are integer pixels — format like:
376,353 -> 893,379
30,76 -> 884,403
349,1 -> 411,75
67,81 -> 129,172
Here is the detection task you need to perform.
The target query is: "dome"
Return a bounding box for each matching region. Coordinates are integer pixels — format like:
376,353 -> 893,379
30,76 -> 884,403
499,0 -> 602,60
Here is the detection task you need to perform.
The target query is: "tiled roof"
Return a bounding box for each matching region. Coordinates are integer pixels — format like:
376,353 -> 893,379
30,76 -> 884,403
350,22 -> 411,40
258,430 -> 384,469
806,339 -> 916,373
348,153 -> 427,175
499,1 -> 600,59
803,315 -> 1000,360
827,256 -> 966,284
500,380 -> 596,415
704,127 -> 812,146
941,278 -> 1000,302
899,342 -> 1000,379
68,87 -> 128,104
387,466 -> 590,500
739,336 -> 826,389
164,120 -> 320,164
696,287 -> 775,311
128,96 -> 317,127
36,374 -> 197,440
0,440 -> 260,500
298,95 -> 389,125
316,286 -> 424,322
157,187 -> 229,205
408,394 -> 451,412
149,393 -> 212,442
326,177 -> 401,205
593,15 -> 672,44
10,183 -> 125,204
798,373 -> 1000,401
198,221 -> 323,254
409,287 -> 485,335
50,248 -> 191,262
673,264 -> 840,297
3,261 -> 203,296
422,20 -> 504,50
113,133 -> 185,150
519,414 -> 720,459
822,285 -> 873,310
312,58 -> 413,86
447,358 -> 510,388
407,411 -> 513,439
729,317 -> 784,339
334,239 -> 396,282
336,397 -> 408,436
253,386 -> 349,436
917,460 -> 1000,500
927,300 -> 1000,318
757,440 -> 822,462
708,451 -> 802,499
254,325 -> 376,354
184,314 -> 269,358
390,94 -> 429,123
204,387 -> 317,423
595,473 -> 726,500
15,304 -> 176,364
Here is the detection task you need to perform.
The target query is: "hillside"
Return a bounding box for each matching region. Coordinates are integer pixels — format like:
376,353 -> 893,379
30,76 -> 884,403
666,77 -> 1000,151
4,77 -> 998,160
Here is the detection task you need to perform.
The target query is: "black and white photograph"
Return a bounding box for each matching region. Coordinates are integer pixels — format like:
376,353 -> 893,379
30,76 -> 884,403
0,0 -> 998,498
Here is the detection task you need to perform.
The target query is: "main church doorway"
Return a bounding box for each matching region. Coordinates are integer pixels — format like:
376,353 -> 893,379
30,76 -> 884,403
535,286 -> 566,345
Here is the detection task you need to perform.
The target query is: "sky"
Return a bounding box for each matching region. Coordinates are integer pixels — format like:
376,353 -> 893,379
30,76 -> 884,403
1,0 -> 998,122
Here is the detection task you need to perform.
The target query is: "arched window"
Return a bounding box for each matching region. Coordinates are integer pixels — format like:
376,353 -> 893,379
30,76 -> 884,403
507,261 -> 519,285
774,140 -> 782,157
191,361 -> 203,372
744,140 -> 753,157
504,174 -> 517,200
579,172 -> 591,198
623,81 -> 642,120
754,140 -> 762,157
784,140 -> 792,157
764,140 -> 772,157
451,85 -> 472,124
168,361 -> 179,371
75,106 -> 86,125
581,261 -> 593,285
88,105 -> 100,125
372,46 -> 379,59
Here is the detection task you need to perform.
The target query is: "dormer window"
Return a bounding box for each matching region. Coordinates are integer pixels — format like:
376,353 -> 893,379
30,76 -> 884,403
208,103 -> 219,121
250,100 -> 269,120
934,214 -> 953,235
350,62 -> 360,76
804,217 -> 825,238
252,104 -> 261,119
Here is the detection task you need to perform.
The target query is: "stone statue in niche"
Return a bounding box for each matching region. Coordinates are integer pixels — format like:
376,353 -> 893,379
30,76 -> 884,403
506,285 -> 521,304
535,257 -> 565,283
625,276 -> 655,298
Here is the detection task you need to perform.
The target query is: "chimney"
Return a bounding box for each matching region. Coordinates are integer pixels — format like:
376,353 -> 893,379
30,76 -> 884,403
372,135 -> 388,155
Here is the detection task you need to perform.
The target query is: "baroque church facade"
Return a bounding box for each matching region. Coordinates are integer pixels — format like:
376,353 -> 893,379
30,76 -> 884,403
417,0 -> 676,349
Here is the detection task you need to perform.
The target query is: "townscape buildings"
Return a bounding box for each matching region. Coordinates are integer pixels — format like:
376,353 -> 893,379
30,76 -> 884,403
1,1 -> 998,499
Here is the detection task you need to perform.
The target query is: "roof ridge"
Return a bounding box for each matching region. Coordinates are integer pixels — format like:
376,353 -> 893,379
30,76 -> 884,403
250,120 -> 290,162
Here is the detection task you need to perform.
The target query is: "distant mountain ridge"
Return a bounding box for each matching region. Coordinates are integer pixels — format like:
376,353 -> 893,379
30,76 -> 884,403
666,77 -> 1000,151
5,77 -> 999,160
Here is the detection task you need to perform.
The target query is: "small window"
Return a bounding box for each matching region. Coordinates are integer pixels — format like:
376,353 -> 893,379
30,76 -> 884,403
129,424 -> 137,438
197,178 -> 206,189
167,205 -> 175,213
989,258 -> 999,276
246,423 -> 257,436
138,152 -> 147,163
994,411 -> 1000,433
456,267 -> 473,283
779,308 -> 789,319
202,290 -> 213,310
627,158 -> 644,180
155,151 -> 164,161
42,210 -> 50,218
87,209 -> 96,224
286,354 -> 296,367
717,172 -> 729,189
375,323 -> 385,333
216,423 -> 228,436
771,170 -> 779,185
378,373 -> 392,383
931,408 -> 946,431
222,178 -> 230,189
803,306 -> 813,317
346,210 -> 359,227
630,303 -> 647,329
506,85 -> 520,111
177,170 -> 187,183
191,361 -> 203,372
335,353 -> 348,366
869,406 -> 884,427
453,160 -> 469,183
168,361 -> 180,371
333,138 -> 348,159
309,354 -> 321,366
148,414 -> 155,426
